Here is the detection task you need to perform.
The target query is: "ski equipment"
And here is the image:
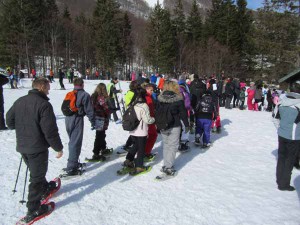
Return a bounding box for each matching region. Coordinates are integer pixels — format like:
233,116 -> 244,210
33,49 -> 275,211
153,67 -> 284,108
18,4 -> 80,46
41,178 -> 61,205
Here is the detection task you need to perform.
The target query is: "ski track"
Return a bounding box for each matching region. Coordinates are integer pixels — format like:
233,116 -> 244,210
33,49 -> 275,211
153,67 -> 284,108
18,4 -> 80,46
1,79 -> 299,225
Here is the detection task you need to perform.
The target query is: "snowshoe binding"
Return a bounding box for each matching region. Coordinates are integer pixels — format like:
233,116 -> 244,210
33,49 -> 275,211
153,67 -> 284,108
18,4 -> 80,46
41,178 -> 61,204
129,166 -> 152,176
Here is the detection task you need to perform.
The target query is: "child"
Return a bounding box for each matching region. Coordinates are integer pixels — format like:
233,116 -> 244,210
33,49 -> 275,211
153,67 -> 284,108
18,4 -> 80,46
194,91 -> 217,148
239,87 -> 246,110
89,83 -> 112,161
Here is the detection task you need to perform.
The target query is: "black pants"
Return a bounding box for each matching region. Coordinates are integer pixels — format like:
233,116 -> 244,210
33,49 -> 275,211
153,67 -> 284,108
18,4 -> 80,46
233,92 -> 240,108
225,96 -> 232,109
93,130 -> 106,155
109,98 -> 119,121
276,136 -> 300,188
22,151 -> 49,213
125,135 -> 133,148
59,78 -> 65,89
239,100 -> 245,110
0,103 -> 6,129
126,136 -> 147,168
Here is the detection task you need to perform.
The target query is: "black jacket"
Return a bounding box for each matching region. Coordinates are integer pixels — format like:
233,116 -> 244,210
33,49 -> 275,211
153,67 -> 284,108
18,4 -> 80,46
6,89 -> 63,154
225,81 -> 234,97
157,91 -> 189,128
0,74 -> 9,105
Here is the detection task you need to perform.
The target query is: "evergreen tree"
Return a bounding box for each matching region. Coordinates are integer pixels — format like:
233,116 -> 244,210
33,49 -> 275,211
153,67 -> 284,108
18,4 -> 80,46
173,0 -> 186,72
93,0 -> 122,71
144,3 -> 176,73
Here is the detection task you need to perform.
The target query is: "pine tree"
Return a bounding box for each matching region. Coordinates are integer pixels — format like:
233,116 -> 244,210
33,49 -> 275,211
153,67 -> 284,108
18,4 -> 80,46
144,3 -> 176,73
173,0 -> 186,72
93,0 -> 122,72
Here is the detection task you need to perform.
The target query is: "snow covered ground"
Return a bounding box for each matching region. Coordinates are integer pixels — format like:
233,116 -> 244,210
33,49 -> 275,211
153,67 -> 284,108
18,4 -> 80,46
1,79 -> 299,225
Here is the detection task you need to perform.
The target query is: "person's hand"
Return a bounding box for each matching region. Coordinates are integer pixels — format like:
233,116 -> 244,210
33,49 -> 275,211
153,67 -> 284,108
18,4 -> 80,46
56,151 -> 63,159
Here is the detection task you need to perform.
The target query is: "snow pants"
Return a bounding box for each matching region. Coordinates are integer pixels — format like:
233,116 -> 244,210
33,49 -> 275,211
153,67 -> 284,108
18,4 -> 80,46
211,104 -> 221,128
0,102 -> 6,129
93,130 -> 107,155
276,136 -> 300,188
109,98 -> 119,122
66,115 -> 84,170
160,127 -> 181,169
22,151 -> 48,213
225,96 -> 232,109
126,136 -> 147,168
247,97 -> 254,110
196,118 -> 212,144
145,124 -> 158,155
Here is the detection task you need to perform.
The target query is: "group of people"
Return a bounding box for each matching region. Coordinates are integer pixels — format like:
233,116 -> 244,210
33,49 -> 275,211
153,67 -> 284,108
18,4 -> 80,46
3,69 -> 300,223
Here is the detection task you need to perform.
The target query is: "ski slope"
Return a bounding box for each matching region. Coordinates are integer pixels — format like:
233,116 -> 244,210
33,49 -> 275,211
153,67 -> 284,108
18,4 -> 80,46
1,79 -> 299,225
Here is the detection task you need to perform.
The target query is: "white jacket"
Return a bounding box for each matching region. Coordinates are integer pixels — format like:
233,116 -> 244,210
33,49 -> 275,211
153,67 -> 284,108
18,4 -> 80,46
129,102 -> 155,137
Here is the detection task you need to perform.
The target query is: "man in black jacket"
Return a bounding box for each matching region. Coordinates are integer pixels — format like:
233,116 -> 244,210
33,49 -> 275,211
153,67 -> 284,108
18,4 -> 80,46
0,73 -> 9,130
6,78 -> 63,223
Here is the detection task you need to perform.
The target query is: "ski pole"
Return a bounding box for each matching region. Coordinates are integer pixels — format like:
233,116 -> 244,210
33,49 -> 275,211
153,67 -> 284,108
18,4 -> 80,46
19,166 -> 29,204
12,157 -> 23,194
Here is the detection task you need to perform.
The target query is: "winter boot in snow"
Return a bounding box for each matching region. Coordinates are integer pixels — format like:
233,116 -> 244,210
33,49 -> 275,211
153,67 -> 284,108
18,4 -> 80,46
194,134 -> 201,146
178,140 -> 190,152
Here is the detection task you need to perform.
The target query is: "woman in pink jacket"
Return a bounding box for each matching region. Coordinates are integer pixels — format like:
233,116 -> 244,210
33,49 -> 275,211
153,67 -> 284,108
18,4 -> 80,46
247,82 -> 256,110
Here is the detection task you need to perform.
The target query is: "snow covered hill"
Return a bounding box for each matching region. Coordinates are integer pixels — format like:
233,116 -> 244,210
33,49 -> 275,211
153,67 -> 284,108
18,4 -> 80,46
1,79 -> 299,225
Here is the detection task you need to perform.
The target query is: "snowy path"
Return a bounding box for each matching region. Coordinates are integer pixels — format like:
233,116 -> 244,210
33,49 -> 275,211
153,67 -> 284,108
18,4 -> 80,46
0,79 -> 299,225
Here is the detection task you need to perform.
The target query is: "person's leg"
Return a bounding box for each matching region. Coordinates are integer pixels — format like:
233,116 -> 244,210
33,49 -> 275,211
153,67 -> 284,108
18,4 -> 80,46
93,130 -> 101,156
0,103 -> 6,129
66,117 -> 84,170
202,119 -> 212,144
135,136 -> 147,168
126,136 -> 138,162
162,127 -> 181,168
276,136 -> 300,188
22,151 -> 48,214
145,124 -> 158,155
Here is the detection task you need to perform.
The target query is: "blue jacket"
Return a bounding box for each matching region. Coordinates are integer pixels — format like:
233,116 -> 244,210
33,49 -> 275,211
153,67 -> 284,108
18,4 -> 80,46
277,92 -> 300,140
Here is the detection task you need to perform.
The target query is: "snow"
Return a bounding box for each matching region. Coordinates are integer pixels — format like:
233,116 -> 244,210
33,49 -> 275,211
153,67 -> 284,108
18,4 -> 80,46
146,0 -> 159,8
1,79 -> 300,225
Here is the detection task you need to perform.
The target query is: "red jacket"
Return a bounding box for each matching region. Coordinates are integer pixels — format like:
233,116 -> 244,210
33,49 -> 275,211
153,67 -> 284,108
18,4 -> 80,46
145,93 -> 155,117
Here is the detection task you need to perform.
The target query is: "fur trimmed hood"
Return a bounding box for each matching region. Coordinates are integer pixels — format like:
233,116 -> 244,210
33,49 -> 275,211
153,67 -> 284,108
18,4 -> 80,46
158,91 -> 183,103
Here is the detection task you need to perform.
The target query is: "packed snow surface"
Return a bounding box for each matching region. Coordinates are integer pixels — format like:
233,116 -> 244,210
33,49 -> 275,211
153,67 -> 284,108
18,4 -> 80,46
1,79 -> 299,225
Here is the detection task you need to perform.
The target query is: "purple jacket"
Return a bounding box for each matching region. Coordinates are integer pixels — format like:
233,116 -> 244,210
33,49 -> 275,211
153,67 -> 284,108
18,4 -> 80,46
179,85 -> 191,111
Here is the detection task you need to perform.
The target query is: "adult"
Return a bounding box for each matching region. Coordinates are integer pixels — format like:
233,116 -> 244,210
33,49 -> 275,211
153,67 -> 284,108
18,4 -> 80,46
64,78 -> 95,175
232,78 -> 240,108
224,77 -> 234,109
107,77 -> 122,122
58,69 -> 65,90
6,78 -> 63,223
0,74 -> 9,130
275,80 -> 300,191
247,82 -> 256,110
157,80 -> 189,176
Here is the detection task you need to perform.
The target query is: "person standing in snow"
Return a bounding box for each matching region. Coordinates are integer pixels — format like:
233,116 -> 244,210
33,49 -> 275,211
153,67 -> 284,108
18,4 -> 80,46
156,80 -> 189,176
58,69 -> 65,90
89,83 -> 111,161
275,80 -> 300,191
107,77 -> 122,123
6,78 -> 63,223
247,82 -> 256,110
122,87 -> 155,175
0,73 -> 9,130
64,78 -> 95,175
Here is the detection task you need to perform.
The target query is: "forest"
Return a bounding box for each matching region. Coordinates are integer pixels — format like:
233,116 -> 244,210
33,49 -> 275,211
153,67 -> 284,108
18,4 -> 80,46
0,0 -> 299,82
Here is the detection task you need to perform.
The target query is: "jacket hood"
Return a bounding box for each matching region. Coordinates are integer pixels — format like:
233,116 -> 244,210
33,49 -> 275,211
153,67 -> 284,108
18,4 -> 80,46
158,91 -> 183,103
280,92 -> 300,108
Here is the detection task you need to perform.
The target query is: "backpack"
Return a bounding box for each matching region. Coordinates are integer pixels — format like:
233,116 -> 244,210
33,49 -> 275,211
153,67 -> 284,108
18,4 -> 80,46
122,104 -> 140,131
155,102 -> 174,131
61,90 -> 79,116
195,95 -> 214,113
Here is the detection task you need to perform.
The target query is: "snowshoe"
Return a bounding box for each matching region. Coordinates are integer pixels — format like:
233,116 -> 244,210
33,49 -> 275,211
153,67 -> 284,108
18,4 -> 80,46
144,153 -> 157,162
16,202 -> 55,225
41,178 -> 61,205
101,148 -> 113,156
59,168 -> 85,179
216,127 -> 221,134
194,137 -> 201,146
155,167 -> 177,181
116,166 -> 135,175
129,166 -> 152,176
202,143 -> 212,149
85,154 -> 106,162
178,141 -> 190,153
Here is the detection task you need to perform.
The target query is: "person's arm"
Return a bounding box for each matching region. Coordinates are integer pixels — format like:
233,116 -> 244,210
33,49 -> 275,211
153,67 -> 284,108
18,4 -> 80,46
83,93 -> 95,126
140,104 -> 155,124
6,104 -> 16,129
178,100 -> 189,128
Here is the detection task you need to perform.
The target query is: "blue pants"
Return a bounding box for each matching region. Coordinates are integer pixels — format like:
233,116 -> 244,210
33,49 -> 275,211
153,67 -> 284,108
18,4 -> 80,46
65,116 -> 84,170
196,118 -> 212,144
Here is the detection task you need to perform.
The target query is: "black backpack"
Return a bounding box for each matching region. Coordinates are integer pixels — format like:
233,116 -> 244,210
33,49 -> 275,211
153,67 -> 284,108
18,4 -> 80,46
195,95 -> 214,113
155,102 -> 174,131
122,104 -> 140,131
